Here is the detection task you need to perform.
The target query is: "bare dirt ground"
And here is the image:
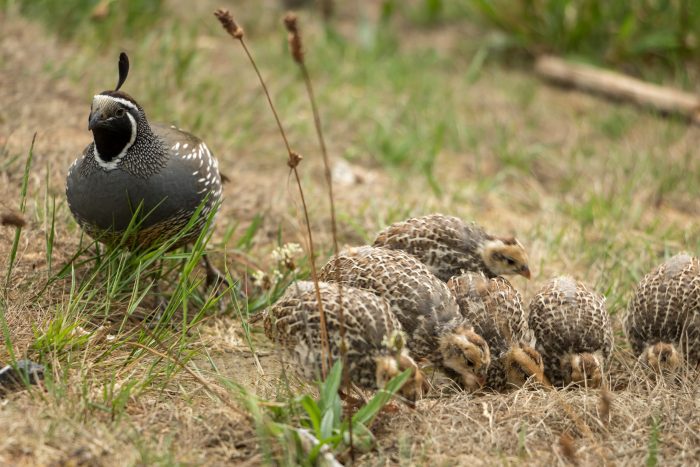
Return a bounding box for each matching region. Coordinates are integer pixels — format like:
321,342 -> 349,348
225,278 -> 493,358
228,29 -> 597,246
2,3 -> 700,466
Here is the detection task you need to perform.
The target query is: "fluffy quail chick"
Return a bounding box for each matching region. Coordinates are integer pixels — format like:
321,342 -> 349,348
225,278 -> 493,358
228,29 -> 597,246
264,281 -> 427,405
373,214 -> 531,282
66,53 -> 222,255
625,253 -> 700,373
319,246 -> 491,391
448,272 -> 546,390
529,276 -> 613,388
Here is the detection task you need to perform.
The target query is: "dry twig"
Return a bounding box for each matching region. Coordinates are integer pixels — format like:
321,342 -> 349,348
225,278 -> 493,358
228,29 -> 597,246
214,8 -> 331,378
283,10 -> 354,457
535,55 -> 700,124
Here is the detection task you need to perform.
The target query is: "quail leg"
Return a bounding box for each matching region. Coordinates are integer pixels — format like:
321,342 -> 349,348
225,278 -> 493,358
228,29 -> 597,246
152,277 -> 169,313
202,254 -> 230,290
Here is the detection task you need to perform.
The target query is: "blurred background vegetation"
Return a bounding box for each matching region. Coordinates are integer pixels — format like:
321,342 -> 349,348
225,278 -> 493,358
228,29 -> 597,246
4,0 -> 699,87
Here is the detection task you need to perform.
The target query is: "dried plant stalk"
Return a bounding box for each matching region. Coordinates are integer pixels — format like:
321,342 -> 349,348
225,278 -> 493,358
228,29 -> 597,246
215,8 -> 331,378
1,211 -> 27,228
283,11 -> 353,457
558,432 -> 578,465
282,10 -> 348,377
598,386 -> 612,426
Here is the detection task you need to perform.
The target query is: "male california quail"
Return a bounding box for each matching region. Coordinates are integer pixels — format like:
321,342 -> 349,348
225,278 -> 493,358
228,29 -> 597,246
319,246 -> 491,391
448,272 -> 546,390
529,276 -> 613,388
624,253 -> 700,373
65,53 -> 223,280
373,214 -> 531,282
265,281 -> 427,404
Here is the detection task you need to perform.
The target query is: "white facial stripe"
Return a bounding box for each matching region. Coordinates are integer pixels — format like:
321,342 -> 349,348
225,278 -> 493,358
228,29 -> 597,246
94,112 -> 137,171
92,94 -> 139,112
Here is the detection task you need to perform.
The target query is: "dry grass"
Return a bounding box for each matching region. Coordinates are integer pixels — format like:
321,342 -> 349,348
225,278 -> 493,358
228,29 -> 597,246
2,0 -> 700,465
364,353 -> 700,465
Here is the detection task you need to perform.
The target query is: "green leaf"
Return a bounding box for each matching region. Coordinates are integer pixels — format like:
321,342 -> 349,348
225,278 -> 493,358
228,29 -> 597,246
343,423 -> 375,452
352,369 -> 411,427
319,360 -> 343,413
299,395 -> 321,434
236,213 -> 263,250
320,409 -> 335,441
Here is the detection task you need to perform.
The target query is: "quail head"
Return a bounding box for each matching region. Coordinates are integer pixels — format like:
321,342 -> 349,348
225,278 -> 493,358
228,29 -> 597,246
529,276 -> 613,388
319,246 -> 491,391
625,253 -> 700,374
373,213 -> 531,282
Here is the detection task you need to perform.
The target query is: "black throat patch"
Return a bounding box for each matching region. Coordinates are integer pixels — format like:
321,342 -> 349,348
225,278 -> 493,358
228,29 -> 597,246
92,114 -> 133,162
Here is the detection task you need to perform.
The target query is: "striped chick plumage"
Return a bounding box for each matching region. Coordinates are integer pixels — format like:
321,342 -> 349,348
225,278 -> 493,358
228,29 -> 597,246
529,276 -> 612,388
372,213 -> 531,281
448,272 -> 545,390
319,246 -> 490,391
624,253 -> 700,373
265,281 -> 426,403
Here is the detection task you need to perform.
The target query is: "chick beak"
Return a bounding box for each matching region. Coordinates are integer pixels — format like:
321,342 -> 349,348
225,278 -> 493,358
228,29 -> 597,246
88,112 -> 102,131
520,266 -> 531,280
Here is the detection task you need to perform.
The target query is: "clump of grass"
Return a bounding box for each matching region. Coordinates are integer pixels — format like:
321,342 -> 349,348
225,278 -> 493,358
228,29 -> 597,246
227,360 -> 412,464
5,133 -> 35,290
27,198 -> 241,422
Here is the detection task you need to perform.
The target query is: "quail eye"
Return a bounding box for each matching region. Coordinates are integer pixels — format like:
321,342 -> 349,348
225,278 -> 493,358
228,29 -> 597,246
465,359 -> 474,368
505,257 -> 516,266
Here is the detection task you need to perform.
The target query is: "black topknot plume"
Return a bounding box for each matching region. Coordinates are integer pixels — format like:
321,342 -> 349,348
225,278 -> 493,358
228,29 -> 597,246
115,52 -> 129,92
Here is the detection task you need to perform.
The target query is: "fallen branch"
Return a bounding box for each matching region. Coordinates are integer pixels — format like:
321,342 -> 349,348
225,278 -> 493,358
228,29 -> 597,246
535,55 -> 700,125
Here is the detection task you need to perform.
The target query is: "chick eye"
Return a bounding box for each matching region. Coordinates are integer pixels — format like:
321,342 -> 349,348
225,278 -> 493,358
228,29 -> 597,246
116,108 -> 126,117
505,257 -> 516,266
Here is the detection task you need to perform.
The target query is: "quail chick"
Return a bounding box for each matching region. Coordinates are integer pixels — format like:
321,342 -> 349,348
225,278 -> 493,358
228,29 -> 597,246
319,246 -> 491,391
373,214 -> 531,282
448,272 -> 546,390
65,53 -> 223,282
265,281 -> 427,404
529,276 -> 612,388
624,253 -> 700,373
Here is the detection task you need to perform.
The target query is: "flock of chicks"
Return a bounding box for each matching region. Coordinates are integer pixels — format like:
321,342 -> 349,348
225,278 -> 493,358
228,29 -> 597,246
264,214 -> 700,404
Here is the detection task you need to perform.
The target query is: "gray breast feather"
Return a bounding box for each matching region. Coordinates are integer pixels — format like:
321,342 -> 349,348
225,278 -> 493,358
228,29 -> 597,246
67,148 -> 207,232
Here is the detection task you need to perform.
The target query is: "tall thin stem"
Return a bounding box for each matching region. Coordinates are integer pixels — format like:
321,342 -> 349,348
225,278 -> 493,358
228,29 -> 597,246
215,10 -> 331,378
283,12 -> 352,459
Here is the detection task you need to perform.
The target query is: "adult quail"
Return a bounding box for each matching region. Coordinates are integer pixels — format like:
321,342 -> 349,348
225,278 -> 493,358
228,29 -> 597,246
529,276 -> 613,388
373,213 -> 531,282
319,246 -> 491,391
264,281 -> 428,405
65,53 -> 223,280
624,253 -> 700,373
448,272 -> 546,391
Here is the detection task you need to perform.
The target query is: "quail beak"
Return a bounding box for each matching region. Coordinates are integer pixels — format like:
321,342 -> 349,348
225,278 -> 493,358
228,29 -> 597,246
88,112 -> 103,131
520,266 -> 531,280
